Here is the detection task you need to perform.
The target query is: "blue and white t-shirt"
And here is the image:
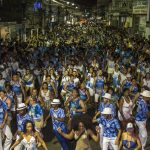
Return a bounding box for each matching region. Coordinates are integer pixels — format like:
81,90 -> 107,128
123,80 -> 132,89
79,89 -> 87,101
98,116 -> 120,138
0,79 -> 5,90
0,100 -> 8,124
49,108 -> 66,131
11,81 -> 21,95
95,77 -> 104,89
17,113 -> 33,131
135,97 -> 148,121
28,103 -> 43,121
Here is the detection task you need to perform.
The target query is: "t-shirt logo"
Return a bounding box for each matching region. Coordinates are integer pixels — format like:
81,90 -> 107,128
0,108 -> 3,112
18,120 -> 22,125
106,123 -> 110,128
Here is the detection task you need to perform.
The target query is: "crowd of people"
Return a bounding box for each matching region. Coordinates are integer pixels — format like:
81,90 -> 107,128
0,22 -> 150,150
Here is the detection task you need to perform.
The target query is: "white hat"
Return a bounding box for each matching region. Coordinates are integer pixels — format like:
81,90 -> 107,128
140,90 -> 150,98
102,93 -> 112,100
101,108 -> 112,115
17,103 -> 27,111
73,69 -> 77,72
127,123 -> 133,129
87,73 -> 91,77
126,74 -> 131,78
51,99 -> 61,105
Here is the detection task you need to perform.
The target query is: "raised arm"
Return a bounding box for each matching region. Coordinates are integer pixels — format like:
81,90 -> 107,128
78,100 -> 87,113
118,134 -> 123,150
58,128 -> 74,140
35,132 -> 48,150
135,136 -> 142,150
118,98 -> 126,120
88,128 -> 100,142
10,134 -> 23,150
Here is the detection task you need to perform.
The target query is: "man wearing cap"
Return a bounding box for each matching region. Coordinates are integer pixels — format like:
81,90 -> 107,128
13,103 -> 33,150
134,90 -> 150,150
45,99 -> 69,150
0,99 -> 12,150
93,107 -> 121,150
93,93 -> 116,149
94,93 -> 116,119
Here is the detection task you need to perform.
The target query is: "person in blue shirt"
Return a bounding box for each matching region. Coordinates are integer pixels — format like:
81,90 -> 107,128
93,93 -> 116,149
23,69 -> 34,95
79,83 -> 90,104
11,74 -> 25,104
93,107 -> 121,150
46,75 -> 57,96
13,103 -> 33,150
94,69 -> 105,103
130,78 -> 139,99
65,88 -> 86,118
0,99 -> 12,150
134,90 -> 150,150
45,99 -> 69,150
28,97 -> 44,133
0,74 -> 5,91
94,93 -> 116,119
122,74 -> 132,90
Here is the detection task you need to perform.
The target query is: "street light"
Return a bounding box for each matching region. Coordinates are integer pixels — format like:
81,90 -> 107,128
72,3 -> 75,6
75,6 -> 78,9
67,2 -> 70,5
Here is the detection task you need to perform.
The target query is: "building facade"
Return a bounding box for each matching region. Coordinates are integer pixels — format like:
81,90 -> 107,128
97,0 -> 150,38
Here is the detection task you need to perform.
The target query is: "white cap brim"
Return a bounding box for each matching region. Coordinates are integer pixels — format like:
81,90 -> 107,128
51,102 -> 61,105
140,93 -> 150,98
102,96 -> 111,100
17,106 -> 27,111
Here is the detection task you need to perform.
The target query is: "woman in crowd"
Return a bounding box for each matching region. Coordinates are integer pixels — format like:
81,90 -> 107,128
46,75 -> 57,97
58,115 -> 100,150
10,120 -> 48,150
94,69 -> 105,103
118,88 -> 133,127
11,74 -> 25,104
119,122 -> 141,150
42,69 -> 48,83
39,82 -> 52,110
5,83 -> 16,116
65,88 -> 87,119
79,82 -> 90,104
25,88 -> 45,107
23,68 -> 34,95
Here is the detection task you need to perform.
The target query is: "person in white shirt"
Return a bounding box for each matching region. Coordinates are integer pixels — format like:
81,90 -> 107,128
107,56 -> 115,81
0,73 -> 5,90
142,73 -> 150,90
